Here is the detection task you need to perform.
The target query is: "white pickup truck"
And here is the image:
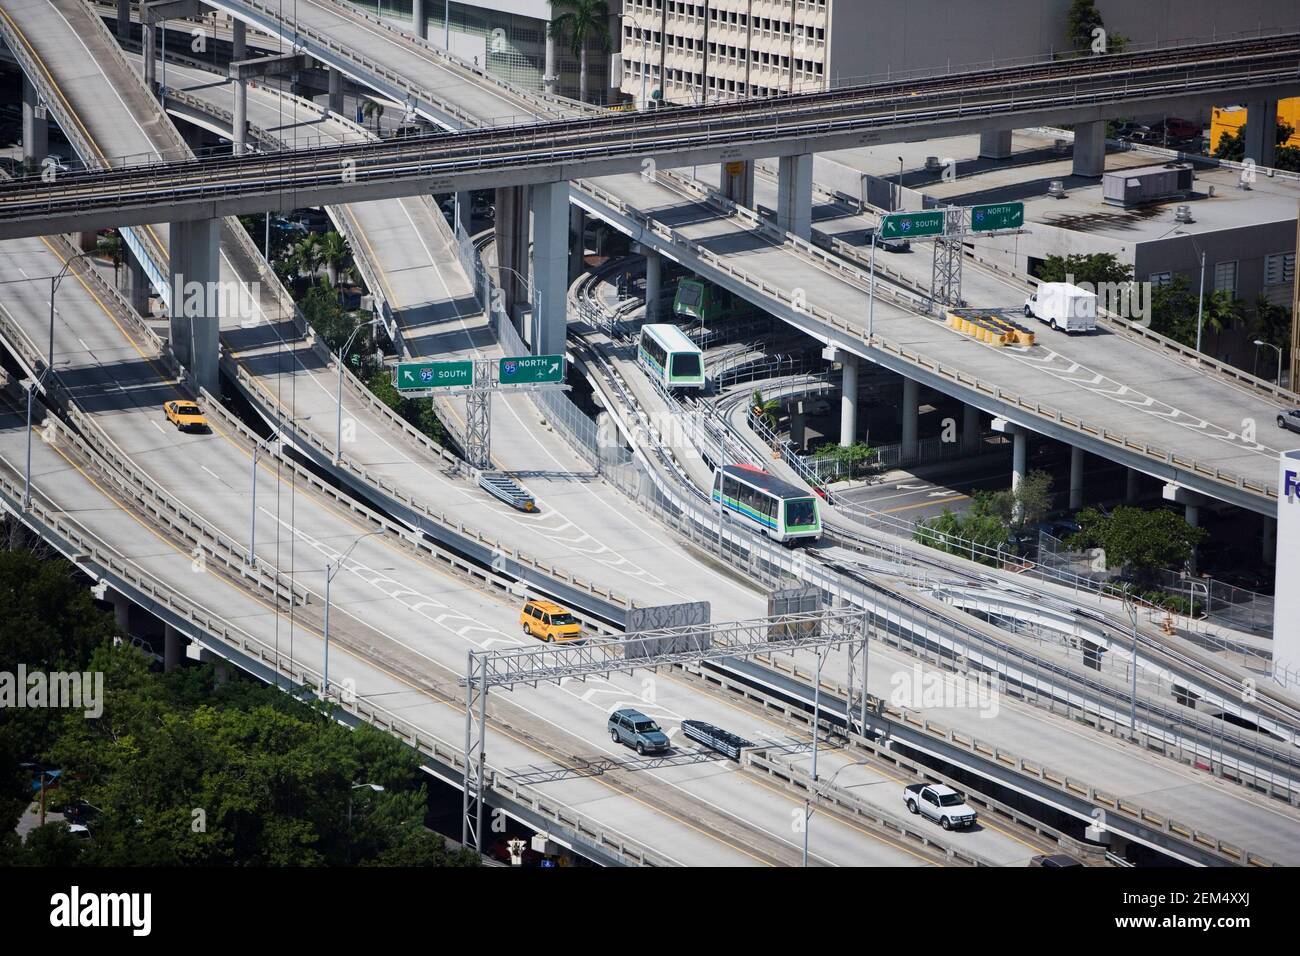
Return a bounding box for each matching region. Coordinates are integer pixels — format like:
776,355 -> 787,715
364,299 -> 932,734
904,783 -> 978,830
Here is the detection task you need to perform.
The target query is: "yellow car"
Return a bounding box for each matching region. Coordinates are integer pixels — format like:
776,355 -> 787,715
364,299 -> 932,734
520,599 -> 582,643
163,400 -> 209,433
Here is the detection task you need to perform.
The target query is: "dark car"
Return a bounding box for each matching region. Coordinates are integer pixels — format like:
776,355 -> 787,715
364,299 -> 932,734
1030,853 -> 1084,868
864,227 -> 910,253
1277,409 -> 1300,434
608,708 -> 670,756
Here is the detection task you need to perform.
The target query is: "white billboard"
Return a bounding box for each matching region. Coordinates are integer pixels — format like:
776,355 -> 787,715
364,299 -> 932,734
1276,449 -> 1300,673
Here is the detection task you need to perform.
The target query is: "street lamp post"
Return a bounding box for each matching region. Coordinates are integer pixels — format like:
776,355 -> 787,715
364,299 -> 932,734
346,782 -> 384,864
50,250 -> 97,375
22,378 -> 37,511
867,228 -> 878,341
1254,339 -> 1282,385
335,317 -> 382,464
1124,598 -> 1139,741
322,531 -> 383,694
896,156 -> 904,211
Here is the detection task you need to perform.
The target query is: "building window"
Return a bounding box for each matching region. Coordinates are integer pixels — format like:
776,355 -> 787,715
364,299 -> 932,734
1265,252 -> 1296,286
1148,272 -> 1172,287
1212,261 -> 1238,294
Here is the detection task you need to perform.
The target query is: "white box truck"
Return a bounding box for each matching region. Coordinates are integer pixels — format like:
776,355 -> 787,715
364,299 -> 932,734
1023,282 -> 1098,333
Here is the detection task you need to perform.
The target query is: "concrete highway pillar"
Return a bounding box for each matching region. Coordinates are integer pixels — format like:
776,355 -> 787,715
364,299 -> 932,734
530,181 -> 570,356
117,0 -> 130,41
21,76 -> 47,171
1184,503 -> 1200,575
643,249 -> 661,322
199,648 -> 229,685
1126,467 -> 1141,503
961,403 -> 981,454
143,20 -> 156,91
721,160 -> 755,208
1011,431 -> 1027,494
232,18 -> 246,61
128,252 -> 150,315
412,0 -> 427,40
900,377 -> 919,463
231,78 -> 248,156
328,67 -> 344,116
776,153 -> 813,241
979,129 -> 1013,160
164,624 -> 184,673
494,186 -> 530,329
1072,120 -> 1106,178
1243,99 -> 1278,169
168,218 -> 222,394
455,191 -> 473,237
840,354 -> 858,448
569,204 -> 584,281
112,592 -> 131,636
544,29 -> 557,96
1069,445 -> 1085,511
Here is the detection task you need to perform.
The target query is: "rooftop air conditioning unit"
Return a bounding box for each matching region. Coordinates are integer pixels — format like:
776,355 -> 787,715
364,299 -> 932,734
924,156 -> 941,171
1174,205 -> 1194,223
1047,180 -> 1067,198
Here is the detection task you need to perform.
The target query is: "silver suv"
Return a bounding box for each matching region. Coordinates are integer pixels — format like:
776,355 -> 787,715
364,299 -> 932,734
608,708 -> 670,756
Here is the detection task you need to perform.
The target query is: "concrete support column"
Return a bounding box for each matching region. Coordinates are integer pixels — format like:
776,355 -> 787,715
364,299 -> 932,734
643,248 -> 661,322
494,186 -> 530,327
721,160 -> 755,208
961,403 -> 981,454
199,648 -> 229,685
1069,445 -> 1085,511
1072,120 -> 1106,178
1184,503 -> 1200,575
1126,467 -> 1141,503
544,28 -> 557,96
232,18 -> 246,61
979,129 -> 1013,160
1243,99 -> 1278,169
231,78 -> 247,155
900,377 -> 919,463
112,592 -> 131,636
143,20 -> 157,91
117,0 -> 130,41
776,153 -> 813,241
412,0 -> 427,40
168,218 -> 222,393
569,204 -> 584,281
327,67 -> 344,116
840,355 -> 859,448
164,624 -> 184,673
530,181 -> 569,356
127,251 -> 150,316
455,191 -> 472,237
1011,430 -> 1027,494
21,76 -> 48,171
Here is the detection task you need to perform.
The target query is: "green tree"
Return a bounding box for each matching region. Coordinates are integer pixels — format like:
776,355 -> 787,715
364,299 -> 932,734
1066,0 -> 1125,53
549,0 -> 611,104
1252,297 -> 1291,354
95,230 -> 124,285
1068,506 -> 1206,584
1036,253 -> 1133,287
987,469 -> 1054,533
1149,274 -> 1201,346
751,389 -> 780,429
318,231 -> 353,288
916,493 -> 1009,566
301,280 -> 353,352
363,99 -> 385,132
1214,121 -> 1300,171
811,441 -> 875,478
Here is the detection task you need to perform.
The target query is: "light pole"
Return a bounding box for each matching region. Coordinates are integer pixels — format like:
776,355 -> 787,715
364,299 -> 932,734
335,316 -> 382,464
22,378 -> 37,511
639,26 -> 650,110
896,156 -> 904,211
50,250 -> 97,375
322,530 -> 383,694
444,0 -> 450,50
1254,339 -> 1282,384
867,227 -> 878,341
1124,597 -> 1139,742
802,754 -> 871,868
1174,230 -> 1208,358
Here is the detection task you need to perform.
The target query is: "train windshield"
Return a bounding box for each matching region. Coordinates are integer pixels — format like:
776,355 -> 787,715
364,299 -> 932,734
785,497 -> 817,528
671,352 -> 702,378
677,282 -> 703,309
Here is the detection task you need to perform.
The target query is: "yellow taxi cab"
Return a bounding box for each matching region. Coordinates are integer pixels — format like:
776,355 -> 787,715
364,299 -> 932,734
163,400 -> 210,433
520,599 -> 583,643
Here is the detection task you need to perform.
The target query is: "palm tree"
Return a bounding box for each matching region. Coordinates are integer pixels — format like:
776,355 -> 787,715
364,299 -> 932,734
294,235 -> 324,280
751,388 -> 780,429
318,231 -> 353,287
549,0 -> 611,104
362,99 -> 385,132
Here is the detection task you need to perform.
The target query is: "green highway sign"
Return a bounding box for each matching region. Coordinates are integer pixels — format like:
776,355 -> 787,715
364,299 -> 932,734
970,201 -> 1025,232
395,360 -> 473,390
499,354 -> 565,385
880,210 -> 945,240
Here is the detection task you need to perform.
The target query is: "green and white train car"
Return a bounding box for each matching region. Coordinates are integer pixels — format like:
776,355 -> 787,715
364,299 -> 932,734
638,323 -> 706,390
711,464 -> 822,545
